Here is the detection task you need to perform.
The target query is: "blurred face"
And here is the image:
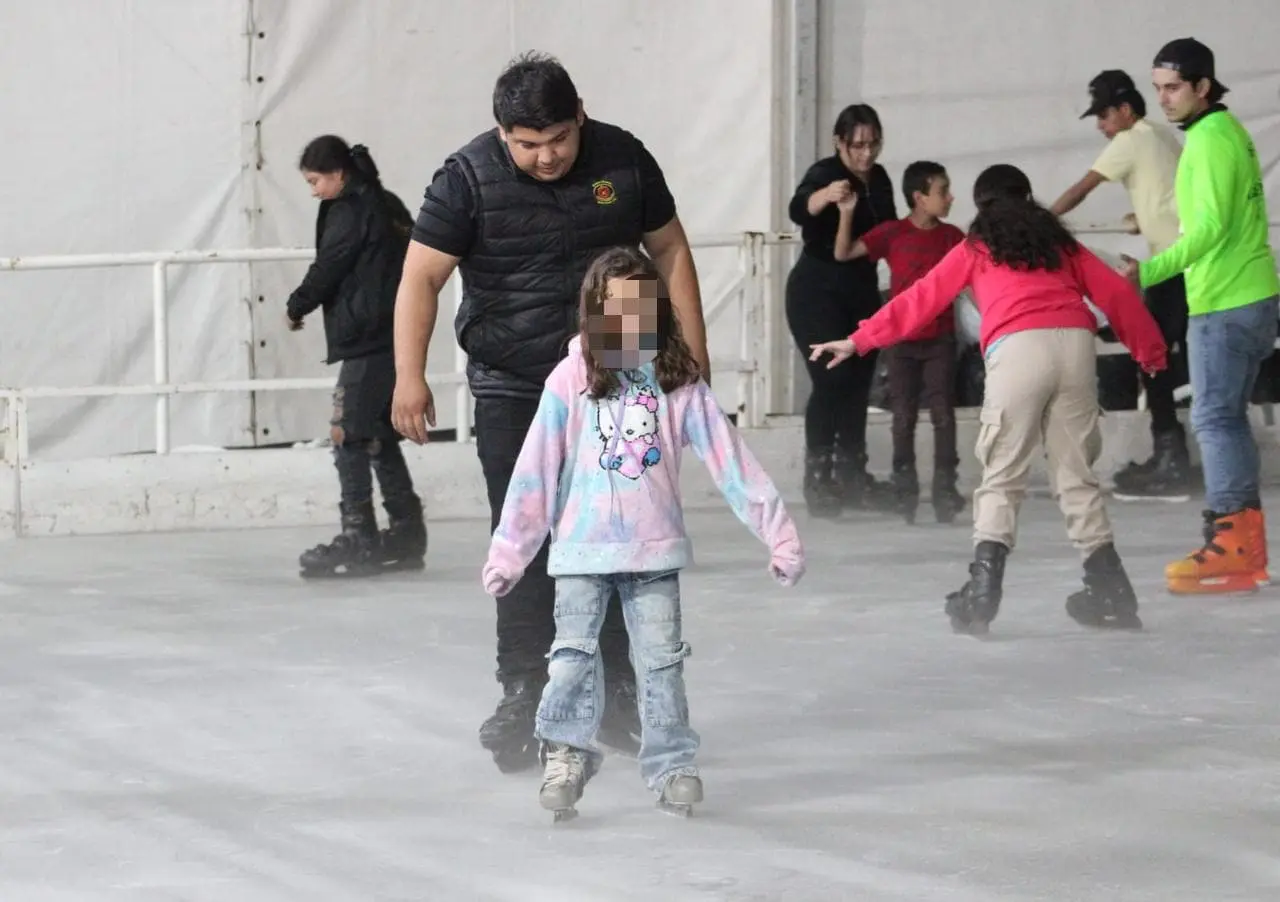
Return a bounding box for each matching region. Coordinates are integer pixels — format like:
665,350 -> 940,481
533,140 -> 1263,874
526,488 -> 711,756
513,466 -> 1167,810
500,106 -> 585,182
586,276 -> 661,369
1094,104 -> 1134,139
836,124 -> 882,177
303,169 -> 344,200
915,175 -> 954,219
1152,68 -> 1209,123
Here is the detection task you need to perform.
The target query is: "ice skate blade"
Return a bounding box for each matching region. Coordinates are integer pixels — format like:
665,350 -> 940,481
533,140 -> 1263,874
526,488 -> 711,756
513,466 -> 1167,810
657,800 -> 695,818
549,807 -> 579,823
298,564 -> 380,580
949,616 -> 990,637
1111,490 -> 1192,504
1166,577 -> 1260,597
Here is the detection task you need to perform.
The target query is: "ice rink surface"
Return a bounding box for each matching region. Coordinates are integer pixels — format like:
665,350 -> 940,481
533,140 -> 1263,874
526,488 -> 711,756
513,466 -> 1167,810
3,492 -> 1280,901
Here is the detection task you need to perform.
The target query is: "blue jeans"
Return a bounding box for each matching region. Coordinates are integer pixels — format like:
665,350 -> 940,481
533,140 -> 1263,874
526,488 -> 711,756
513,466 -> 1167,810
535,571 -> 699,792
1188,297 -> 1280,513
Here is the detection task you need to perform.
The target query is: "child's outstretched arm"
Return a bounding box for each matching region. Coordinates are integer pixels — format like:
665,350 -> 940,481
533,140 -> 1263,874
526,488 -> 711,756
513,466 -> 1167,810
809,241 -> 974,368
682,382 -> 805,586
482,388 -> 569,597
1071,247 -> 1168,374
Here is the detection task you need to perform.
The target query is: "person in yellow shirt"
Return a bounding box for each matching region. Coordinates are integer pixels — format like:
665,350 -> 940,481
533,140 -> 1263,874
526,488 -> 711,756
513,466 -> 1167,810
1052,70 -> 1196,502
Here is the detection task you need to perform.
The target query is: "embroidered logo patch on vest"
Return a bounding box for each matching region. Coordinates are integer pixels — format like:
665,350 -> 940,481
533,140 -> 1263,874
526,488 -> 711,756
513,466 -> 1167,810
592,179 -> 617,205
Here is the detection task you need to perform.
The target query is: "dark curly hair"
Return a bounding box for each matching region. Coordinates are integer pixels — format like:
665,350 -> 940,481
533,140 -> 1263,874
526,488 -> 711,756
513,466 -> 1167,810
967,163 -> 1079,271
577,246 -> 702,400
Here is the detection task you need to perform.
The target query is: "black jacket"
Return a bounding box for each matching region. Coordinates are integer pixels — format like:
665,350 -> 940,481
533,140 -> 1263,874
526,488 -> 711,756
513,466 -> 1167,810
446,120 -> 664,399
788,157 -> 897,282
286,176 -> 413,363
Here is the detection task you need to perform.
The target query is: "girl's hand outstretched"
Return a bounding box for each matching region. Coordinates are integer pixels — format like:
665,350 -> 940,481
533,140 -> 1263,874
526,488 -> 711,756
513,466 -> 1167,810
808,338 -> 857,369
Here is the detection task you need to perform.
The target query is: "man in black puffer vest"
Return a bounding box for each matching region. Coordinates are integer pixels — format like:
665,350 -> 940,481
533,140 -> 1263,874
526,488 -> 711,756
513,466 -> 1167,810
392,52 -> 711,773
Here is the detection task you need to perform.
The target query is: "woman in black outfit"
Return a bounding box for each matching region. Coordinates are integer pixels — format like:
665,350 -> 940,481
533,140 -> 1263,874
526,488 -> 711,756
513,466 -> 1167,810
286,135 -> 427,578
786,104 -> 897,517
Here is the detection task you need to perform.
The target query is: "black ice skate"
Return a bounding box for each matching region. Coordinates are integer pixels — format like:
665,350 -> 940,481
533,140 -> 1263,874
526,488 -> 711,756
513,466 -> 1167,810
835,446 -> 896,513
656,772 -> 703,818
378,494 -> 428,572
1111,430 -> 1200,503
539,742 -> 598,823
891,464 -> 919,524
298,501 -> 382,579
596,679 -> 641,758
479,676 -> 544,773
945,540 -> 1008,635
931,467 -> 967,525
1065,543 -> 1143,630
802,447 -> 843,519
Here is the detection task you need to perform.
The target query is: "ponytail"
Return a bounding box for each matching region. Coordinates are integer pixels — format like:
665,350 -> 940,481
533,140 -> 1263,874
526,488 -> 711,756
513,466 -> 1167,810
348,144 -> 382,185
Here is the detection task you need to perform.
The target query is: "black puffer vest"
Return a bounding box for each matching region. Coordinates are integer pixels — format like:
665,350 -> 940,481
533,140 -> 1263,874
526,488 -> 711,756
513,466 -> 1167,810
451,119 -> 649,399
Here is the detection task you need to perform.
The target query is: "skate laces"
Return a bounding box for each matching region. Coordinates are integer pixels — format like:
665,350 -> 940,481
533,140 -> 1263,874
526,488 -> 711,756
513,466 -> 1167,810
1191,516 -> 1233,562
543,745 -> 584,784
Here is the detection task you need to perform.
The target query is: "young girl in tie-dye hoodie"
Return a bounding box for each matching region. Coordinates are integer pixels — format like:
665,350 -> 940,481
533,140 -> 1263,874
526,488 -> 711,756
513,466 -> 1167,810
483,246 -> 805,821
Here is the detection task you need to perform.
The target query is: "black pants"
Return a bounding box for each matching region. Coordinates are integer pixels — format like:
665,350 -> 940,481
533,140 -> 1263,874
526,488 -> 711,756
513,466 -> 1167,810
886,337 -> 958,470
785,254 -> 881,454
1143,274 -> 1189,437
474,395 -> 634,685
330,350 -> 416,509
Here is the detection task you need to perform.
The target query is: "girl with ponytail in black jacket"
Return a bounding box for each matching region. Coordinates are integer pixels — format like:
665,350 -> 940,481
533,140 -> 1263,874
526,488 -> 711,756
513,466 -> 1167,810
288,135 -> 427,578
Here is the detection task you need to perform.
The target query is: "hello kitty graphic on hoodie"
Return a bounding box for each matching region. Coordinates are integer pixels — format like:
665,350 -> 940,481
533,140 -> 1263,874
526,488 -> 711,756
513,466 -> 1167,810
483,336 -> 805,593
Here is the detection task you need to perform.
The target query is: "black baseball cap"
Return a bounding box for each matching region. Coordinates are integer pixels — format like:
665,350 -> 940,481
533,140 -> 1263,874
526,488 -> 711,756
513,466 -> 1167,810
1080,70 -> 1144,119
1153,37 -> 1229,94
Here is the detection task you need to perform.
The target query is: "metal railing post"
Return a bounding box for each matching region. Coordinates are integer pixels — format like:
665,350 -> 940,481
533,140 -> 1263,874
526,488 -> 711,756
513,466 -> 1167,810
152,261 -> 170,454
7,395 -> 25,537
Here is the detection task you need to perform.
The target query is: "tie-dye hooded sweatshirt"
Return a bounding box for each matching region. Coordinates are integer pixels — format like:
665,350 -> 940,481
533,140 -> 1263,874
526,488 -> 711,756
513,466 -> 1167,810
483,337 -> 805,593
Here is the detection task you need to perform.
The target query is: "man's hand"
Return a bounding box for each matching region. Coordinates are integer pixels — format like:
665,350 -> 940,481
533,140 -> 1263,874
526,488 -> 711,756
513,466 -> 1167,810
836,191 -> 858,214
1122,213 -> 1140,235
286,315 -> 304,332
391,374 -> 436,445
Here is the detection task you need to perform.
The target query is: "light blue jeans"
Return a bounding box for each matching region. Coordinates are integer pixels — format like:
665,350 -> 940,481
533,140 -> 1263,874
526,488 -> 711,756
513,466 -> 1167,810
535,571 -> 700,792
1188,297 -> 1280,513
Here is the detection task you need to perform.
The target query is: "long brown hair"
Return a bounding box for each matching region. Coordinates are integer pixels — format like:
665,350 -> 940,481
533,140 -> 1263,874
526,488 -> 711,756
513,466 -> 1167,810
577,246 -> 702,400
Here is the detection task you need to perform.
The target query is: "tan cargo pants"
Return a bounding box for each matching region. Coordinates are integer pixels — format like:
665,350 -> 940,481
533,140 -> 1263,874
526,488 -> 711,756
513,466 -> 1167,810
973,328 -> 1113,555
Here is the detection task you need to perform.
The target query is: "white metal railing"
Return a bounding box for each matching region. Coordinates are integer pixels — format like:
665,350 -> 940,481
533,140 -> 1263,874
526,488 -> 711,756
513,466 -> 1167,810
2,220 -> 1275,465
0,232 -> 771,470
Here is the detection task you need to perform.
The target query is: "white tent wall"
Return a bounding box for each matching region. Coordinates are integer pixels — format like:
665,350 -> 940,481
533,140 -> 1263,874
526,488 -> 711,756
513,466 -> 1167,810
5,2 -> 1278,460
246,0 -> 778,446
780,0 -> 1280,413
0,1 -> 254,461
0,0 -> 778,460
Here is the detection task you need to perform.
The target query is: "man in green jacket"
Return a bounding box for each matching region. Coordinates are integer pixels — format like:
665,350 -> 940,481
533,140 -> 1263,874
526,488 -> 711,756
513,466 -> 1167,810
1131,38 -> 1280,595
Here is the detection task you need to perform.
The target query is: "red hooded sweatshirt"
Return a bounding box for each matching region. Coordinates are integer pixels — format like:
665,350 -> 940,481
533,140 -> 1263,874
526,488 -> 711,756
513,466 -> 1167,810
850,240 -> 1167,373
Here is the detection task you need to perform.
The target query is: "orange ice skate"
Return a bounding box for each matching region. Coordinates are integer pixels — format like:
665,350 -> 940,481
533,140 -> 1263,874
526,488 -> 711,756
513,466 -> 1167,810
1165,509 -> 1267,595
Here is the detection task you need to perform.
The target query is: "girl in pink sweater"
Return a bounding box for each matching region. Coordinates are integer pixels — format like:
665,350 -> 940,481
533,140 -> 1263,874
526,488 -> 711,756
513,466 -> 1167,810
484,246 -> 805,821
812,164 -> 1166,636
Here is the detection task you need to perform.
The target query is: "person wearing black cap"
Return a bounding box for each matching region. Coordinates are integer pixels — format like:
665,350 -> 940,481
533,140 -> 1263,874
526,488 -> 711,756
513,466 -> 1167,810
1051,70 -> 1195,502
1125,38 -> 1280,595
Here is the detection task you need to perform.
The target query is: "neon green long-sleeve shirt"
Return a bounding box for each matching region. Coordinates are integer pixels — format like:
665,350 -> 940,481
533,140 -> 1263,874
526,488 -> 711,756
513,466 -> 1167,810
1139,108 -> 1279,314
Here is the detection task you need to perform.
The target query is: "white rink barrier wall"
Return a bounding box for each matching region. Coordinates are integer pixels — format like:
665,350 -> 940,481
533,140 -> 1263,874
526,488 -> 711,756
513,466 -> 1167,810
2,225 -> 1280,539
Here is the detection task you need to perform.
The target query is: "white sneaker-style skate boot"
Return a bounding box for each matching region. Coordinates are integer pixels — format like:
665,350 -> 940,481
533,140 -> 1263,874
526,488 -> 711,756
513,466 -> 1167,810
656,771 -> 703,818
538,742 -> 594,823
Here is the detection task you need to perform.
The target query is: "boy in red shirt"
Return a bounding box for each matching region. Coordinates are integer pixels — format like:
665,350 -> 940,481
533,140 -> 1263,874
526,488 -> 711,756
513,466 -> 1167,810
833,161 -> 966,524
812,164 -> 1166,635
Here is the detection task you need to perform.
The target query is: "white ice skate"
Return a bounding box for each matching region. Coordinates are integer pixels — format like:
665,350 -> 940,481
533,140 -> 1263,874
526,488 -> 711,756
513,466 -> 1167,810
656,772 -> 703,818
539,742 -> 594,823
